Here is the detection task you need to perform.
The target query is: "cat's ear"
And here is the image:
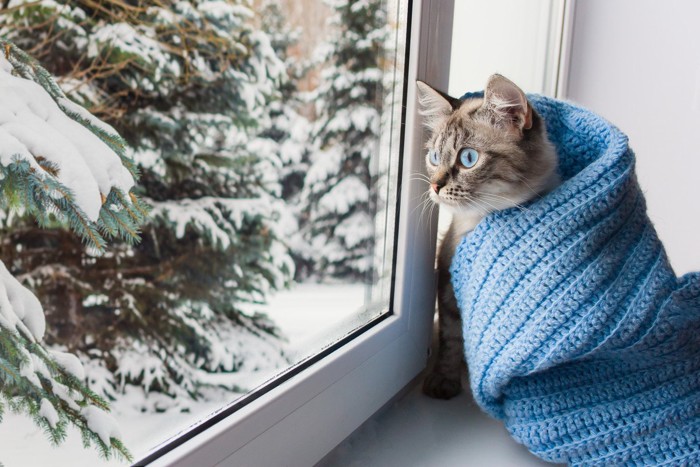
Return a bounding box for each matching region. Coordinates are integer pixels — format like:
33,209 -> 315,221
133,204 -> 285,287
416,81 -> 460,130
482,74 -> 532,133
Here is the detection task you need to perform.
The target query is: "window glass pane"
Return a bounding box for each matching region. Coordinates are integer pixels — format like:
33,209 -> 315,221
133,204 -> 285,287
0,0 -> 408,464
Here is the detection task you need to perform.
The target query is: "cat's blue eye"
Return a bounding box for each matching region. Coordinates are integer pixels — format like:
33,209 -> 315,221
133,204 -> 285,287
459,148 -> 479,168
428,149 -> 440,166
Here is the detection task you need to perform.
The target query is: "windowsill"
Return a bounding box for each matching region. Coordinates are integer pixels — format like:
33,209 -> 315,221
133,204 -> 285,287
318,377 -> 559,467
318,319 -> 560,467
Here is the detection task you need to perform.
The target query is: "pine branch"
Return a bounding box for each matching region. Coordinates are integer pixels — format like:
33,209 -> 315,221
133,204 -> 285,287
100,208 -> 139,241
0,38 -> 146,460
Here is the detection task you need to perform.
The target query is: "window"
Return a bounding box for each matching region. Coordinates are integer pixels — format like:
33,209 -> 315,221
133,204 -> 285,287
0,0 -> 453,465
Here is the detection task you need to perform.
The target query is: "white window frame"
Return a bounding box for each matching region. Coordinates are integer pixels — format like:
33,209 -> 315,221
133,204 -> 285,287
144,1 -> 454,465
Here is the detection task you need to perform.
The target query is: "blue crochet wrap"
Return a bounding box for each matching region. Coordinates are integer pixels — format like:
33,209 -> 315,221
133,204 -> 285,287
451,94 -> 700,466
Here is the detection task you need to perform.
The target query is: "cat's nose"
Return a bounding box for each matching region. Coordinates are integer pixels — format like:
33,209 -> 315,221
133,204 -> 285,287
431,183 -> 442,193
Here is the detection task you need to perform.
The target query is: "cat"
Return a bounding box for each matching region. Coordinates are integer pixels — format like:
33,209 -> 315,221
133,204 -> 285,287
416,74 -> 560,399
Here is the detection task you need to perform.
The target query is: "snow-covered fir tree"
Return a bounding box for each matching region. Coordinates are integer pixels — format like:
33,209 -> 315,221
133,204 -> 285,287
298,0 -> 389,281
257,1 -> 317,278
1,1 -> 294,411
0,40 -> 143,461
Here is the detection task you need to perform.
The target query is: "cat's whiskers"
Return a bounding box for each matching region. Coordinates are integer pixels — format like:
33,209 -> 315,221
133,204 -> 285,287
428,200 -> 438,241
469,197 -> 499,216
409,172 -> 431,183
415,190 -> 435,230
473,191 -> 529,212
415,190 -> 439,240
470,202 -> 489,217
511,172 -> 544,200
408,174 -> 432,218
460,195 -> 490,217
412,191 -> 429,218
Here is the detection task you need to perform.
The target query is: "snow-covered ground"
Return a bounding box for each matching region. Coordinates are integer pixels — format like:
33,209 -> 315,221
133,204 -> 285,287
267,282 -> 368,358
0,283 -> 365,467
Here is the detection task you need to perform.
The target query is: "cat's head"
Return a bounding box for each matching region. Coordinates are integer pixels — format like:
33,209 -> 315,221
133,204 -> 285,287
416,74 -> 558,216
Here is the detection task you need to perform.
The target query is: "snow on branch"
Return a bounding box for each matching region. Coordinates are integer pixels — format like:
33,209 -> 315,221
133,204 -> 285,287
149,196 -> 275,249
0,260 -> 45,341
0,41 -> 148,251
0,40 -> 137,461
0,254 -> 129,460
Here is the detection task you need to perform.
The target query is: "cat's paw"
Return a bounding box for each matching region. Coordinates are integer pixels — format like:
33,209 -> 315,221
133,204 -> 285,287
422,372 -> 461,399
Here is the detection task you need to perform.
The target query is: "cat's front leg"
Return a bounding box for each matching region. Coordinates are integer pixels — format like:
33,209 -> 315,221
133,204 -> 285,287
422,266 -> 464,399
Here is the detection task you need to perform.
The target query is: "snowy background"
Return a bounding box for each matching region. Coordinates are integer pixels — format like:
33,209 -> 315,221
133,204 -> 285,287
0,0 -> 400,464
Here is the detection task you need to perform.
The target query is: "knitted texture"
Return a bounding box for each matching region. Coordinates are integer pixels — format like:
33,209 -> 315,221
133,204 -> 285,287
451,94 -> 700,466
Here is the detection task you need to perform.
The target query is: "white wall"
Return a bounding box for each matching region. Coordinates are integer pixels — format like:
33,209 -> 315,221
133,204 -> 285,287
448,0 -> 562,97
565,0 -> 700,275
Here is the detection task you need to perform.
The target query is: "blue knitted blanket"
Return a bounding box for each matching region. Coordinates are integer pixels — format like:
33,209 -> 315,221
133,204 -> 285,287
451,94 -> 700,466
